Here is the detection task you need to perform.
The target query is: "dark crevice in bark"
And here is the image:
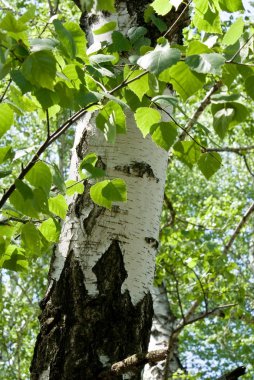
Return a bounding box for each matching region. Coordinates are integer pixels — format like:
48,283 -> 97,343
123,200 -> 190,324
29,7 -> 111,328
31,242 -> 153,380
114,161 -> 159,182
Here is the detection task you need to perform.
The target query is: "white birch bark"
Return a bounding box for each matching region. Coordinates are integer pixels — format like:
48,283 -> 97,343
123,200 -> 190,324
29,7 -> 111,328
51,109 -> 168,306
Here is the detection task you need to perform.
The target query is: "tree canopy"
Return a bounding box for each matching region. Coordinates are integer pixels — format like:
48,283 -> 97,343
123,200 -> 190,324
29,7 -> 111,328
0,0 -> 254,378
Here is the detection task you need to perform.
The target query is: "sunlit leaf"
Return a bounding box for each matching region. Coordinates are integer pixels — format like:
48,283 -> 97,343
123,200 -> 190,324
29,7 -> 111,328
90,178 -> 127,209
137,42 -> 181,75
134,107 -> 161,137
198,152 -> 222,179
48,194 -> 68,220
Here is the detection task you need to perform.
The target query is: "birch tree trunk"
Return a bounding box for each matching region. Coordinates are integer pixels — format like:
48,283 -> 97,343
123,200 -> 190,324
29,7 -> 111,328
30,2 -> 169,379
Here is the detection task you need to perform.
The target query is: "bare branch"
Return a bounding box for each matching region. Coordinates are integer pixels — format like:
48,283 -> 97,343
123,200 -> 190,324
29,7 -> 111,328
242,155 -> 254,177
179,80 -> 223,140
204,145 -> 254,153
46,109 -> 50,138
174,303 -> 236,334
163,193 -> 176,227
163,0 -> 192,39
0,79 -> 12,103
216,366 -> 246,380
172,270 -> 186,322
224,201 -> 254,253
227,32 -> 254,63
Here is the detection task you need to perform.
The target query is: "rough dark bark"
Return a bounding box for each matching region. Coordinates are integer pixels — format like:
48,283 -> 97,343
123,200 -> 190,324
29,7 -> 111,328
31,241 -> 153,380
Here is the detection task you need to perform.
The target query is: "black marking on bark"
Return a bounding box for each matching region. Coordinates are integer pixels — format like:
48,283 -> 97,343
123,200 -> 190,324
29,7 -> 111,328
145,237 -> 159,250
31,242 -> 153,380
115,161 -> 159,182
84,203 -> 104,235
76,128 -> 88,159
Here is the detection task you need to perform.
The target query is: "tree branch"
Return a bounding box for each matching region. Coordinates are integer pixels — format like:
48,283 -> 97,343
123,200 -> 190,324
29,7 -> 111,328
0,70 -> 150,210
204,145 -> 254,153
163,0 -> 192,39
163,193 -> 176,227
100,302 -> 236,378
224,201 -> 254,253
179,80 -> 223,140
216,366 -> 246,380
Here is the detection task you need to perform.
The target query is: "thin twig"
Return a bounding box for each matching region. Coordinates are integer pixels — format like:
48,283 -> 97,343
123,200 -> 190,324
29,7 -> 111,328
46,109 -> 50,138
173,303 -> 236,334
163,193 -> 176,226
172,270 -> 186,322
0,79 -> 12,103
163,0 -> 192,39
227,32 -> 254,63
187,265 -> 208,313
224,201 -> 254,253
179,80 -> 222,140
205,145 -> 254,153
242,155 -> 254,177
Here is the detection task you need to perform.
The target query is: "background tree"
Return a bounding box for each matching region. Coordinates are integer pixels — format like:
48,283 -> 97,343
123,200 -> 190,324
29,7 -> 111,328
0,0 -> 254,379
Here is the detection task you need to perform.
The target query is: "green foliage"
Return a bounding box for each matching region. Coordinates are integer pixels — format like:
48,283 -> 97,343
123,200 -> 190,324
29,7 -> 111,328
90,178 -> 127,209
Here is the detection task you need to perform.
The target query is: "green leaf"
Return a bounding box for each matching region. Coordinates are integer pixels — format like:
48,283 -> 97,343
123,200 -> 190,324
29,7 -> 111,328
173,141 -> 201,168
151,0 -> 172,15
152,94 -> 178,108
134,107 -> 161,137
186,53 -> 225,74
97,0 -> 115,12
93,21 -> 117,35
245,75 -> 254,100
150,121 -> 178,151
193,0 -> 222,34
11,70 -> 34,94
39,218 -> 61,242
79,153 -> 105,180
1,246 -> 28,272
0,169 -> 12,178
125,69 -> 149,101
10,180 -> 39,218
64,22 -> 87,59
89,54 -> 115,64
51,164 -> 66,193
0,146 -> 13,164
219,0 -> 244,12
96,101 -> 126,143
90,178 -> 127,209
137,43 -> 181,75
159,62 -> 206,100
0,12 -> 27,33
211,102 -> 248,138
25,161 -> 52,195
222,17 -> 244,46
187,41 -> 212,55
48,194 -> 68,219
19,5 -> 36,23
30,38 -> 59,52
34,88 -> 59,109
21,222 -> 41,255
198,152 -> 222,179
0,103 -> 14,138
212,107 -> 235,139
65,180 -> 84,196
110,31 -> 131,52
53,19 -> 76,59
21,51 -> 57,90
